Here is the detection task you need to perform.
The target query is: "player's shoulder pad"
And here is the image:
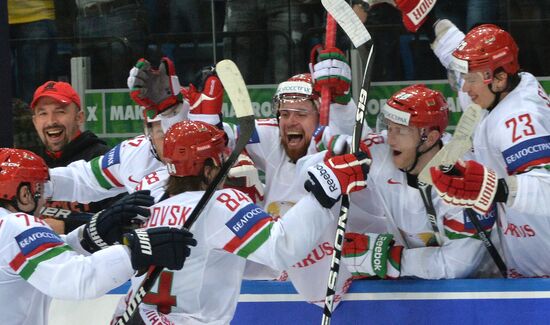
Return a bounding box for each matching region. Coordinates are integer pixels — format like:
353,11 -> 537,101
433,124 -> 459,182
2,213 -> 64,247
213,188 -> 272,239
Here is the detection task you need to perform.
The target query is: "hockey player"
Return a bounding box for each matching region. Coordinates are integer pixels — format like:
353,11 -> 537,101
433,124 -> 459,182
392,0 -> 550,277
111,120 -> 370,324
0,148 -> 196,325
315,85 -> 489,279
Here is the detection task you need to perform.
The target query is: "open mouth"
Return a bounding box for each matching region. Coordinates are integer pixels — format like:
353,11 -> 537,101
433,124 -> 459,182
45,128 -> 64,141
392,149 -> 402,157
286,131 -> 304,146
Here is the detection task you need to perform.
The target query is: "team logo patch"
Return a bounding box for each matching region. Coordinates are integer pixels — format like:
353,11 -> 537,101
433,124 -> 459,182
226,203 -> 270,238
101,144 -> 122,169
503,136 -> 550,174
15,227 -> 63,256
463,205 -> 497,231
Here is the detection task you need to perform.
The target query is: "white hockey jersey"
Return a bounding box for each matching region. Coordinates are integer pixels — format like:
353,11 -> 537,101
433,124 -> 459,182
365,135 -> 488,278
434,23 -> 550,277
0,211 -> 134,325
114,188 -> 335,324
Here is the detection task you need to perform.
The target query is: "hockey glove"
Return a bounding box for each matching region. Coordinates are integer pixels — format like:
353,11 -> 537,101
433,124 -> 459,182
182,66 -> 224,128
124,227 -> 196,272
394,0 -> 438,33
224,153 -> 265,203
311,47 -> 352,105
342,232 -> 403,279
430,160 -> 507,215
128,57 -> 183,116
305,152 -> 370,208
81,190 -> 155,253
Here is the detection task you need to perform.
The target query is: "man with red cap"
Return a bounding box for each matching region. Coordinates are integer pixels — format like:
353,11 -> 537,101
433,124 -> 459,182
30,81 -> 112,234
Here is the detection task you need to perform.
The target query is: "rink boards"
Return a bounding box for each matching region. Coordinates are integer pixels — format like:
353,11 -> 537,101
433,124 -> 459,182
50,278 -> 550,324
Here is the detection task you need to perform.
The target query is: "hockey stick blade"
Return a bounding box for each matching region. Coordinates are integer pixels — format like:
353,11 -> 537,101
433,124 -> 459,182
321,10 -> 375,324
418,103 -> 482,185
117,59 -> 255,325
321,0 -> 372,48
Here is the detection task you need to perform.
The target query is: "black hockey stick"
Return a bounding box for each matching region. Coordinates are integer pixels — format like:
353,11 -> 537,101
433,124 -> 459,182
117,59 -> 255,324
320,1 -> 374,323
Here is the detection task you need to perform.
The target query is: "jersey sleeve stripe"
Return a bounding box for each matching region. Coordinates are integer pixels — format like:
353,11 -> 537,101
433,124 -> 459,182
224,218 -> 272,254
234,223 -> 274,258
512,157 -> 550,175
9,241 -> 65,271
90,157 -> 123,189
13,244 -> 73,280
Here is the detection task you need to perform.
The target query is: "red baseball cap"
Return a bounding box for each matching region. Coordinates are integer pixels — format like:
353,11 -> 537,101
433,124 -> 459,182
30,81 -> 81,110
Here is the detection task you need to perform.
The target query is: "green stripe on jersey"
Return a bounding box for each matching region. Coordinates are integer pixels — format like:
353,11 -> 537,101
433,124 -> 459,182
90,157 -> 113,189
236,223 -> 274,258
20,245 -> 73,280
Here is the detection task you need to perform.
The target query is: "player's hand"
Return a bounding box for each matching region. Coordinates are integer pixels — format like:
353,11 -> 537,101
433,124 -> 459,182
128,57 -> 182,115
305,152 -> 370,208
394,0 -> 437,33
80,190 -> 155,253
224,153 -> 264,203
124,227 -> 197,273
181,66 -> 224,127
430,160 -> 503,215
343,232 -> 403,279
311,47 -> 351,105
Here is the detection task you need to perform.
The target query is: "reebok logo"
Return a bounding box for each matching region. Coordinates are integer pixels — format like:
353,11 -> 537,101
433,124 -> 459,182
315,164 -> 338,192
135,229 -> 152,255
387,178 -> 401,185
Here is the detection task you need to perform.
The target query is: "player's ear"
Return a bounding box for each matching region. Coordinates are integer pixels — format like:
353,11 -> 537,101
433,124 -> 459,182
492,70 -> 509,92
426,129 -> 442,147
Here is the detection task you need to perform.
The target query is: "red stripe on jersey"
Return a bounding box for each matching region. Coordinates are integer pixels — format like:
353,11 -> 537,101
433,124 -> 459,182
9,241 -> 64,271
103,167 -> 124,187
223,217 -> 272,253
511,157 -> 550,175
443,218 -> 476,235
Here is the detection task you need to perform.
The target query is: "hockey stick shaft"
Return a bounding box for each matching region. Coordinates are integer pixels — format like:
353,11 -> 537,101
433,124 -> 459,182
117,60 -> 255,324
465,208 -> 507,277
320,14 -> 337,126
320,1 -> 374,323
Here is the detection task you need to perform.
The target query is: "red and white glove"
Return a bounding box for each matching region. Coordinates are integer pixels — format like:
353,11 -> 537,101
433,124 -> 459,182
310,47 -> 351,105
394,0 -> 438,33
128,57 -> 182,116
181,67 -> 224,127
343,232 -> 403,279
305,152 -> 370,208
430,160 -> 498,215
224,153 -> 265,204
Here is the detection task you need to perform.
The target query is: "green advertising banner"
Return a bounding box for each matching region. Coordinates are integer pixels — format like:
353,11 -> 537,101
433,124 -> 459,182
85,78 -> 550,147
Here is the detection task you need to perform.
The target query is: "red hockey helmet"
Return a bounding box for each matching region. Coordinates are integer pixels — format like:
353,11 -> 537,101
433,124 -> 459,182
451,24 -> 519,80
381,84 -> 449,133
0,148 -> 49,202
163,121 -> 227,177
272,73 -> 320,114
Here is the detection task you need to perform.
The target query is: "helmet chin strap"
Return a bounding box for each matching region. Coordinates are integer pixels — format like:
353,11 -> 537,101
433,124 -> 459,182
14,184 -> 41,216
400,130 -> 441,174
